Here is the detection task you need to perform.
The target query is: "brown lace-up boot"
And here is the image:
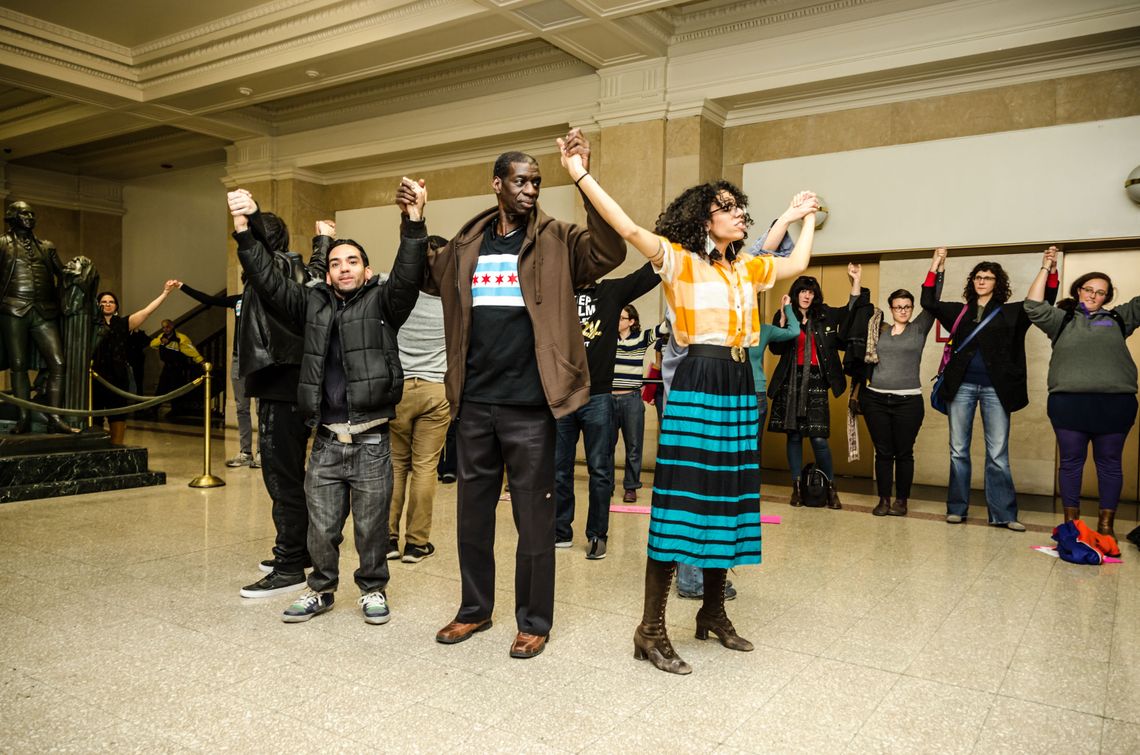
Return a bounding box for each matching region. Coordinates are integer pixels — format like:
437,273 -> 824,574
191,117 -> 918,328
694,568 -> 753,652
633,559 -> 692,675
1063,507 -> 1081,524
1098,508 -> 1116,539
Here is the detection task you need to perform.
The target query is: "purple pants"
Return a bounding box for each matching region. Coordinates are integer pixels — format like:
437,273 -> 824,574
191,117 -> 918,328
1055,428 -> 1126,511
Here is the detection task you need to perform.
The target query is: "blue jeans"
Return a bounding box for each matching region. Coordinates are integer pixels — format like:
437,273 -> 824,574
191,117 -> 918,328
947,383 -> 1017,523
677,562 -> 702,595
305,432 -> 393,594
611,390 -> 645,491
786,432 -> 833,481
554,393 -> 614,542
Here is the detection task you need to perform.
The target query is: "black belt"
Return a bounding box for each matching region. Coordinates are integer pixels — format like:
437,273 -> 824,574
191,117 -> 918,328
688,343 -> 749,363
317,425 -> 389,445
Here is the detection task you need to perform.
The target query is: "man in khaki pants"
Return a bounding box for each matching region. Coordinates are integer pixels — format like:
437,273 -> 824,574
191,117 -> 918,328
388,235 -> 451,563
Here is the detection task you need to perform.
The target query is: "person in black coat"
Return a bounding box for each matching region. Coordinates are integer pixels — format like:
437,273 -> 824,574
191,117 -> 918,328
921,247 -> 1058,530
768,264 -> 865,508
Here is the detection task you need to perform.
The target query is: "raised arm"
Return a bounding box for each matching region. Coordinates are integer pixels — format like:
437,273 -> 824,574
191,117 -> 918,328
127,280 -> 176,331
557,137 -> 663,264
228,190 -> 307,327
769,207 -> 817,280
175,281 -> 240,310
383,179 -> 428,329
758,192 -> 818,252
1026,246 -> 1059,302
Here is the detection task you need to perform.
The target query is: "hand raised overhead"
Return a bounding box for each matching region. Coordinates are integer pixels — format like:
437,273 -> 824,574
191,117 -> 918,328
396,177 -> 427,221
315,220 -> 336,238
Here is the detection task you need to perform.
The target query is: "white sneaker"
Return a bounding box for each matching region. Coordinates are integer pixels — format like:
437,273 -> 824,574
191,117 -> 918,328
946,514 -> 965,524
226,451 -> 252,468
555,540 -> 572,549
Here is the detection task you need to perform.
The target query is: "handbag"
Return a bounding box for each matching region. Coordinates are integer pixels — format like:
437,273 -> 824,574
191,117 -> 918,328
930,304 -> 1001,415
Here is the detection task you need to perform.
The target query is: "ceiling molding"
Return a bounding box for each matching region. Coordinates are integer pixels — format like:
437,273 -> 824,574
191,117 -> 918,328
1,163 -> 125,215
0,8 -> 131,60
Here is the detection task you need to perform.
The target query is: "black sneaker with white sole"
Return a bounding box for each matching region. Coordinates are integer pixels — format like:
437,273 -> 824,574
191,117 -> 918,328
402,542 -> 435,563
386,537 -> 400,560
240,570 -> 306,598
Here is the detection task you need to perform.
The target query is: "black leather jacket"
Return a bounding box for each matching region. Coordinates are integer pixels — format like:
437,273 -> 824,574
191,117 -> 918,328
236,223 -> 426,426
234,211 -> 327,380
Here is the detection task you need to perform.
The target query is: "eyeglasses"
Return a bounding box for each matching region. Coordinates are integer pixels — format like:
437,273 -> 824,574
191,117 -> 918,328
890,304 -> 913,311
973,274 -> 997,282
619,315 -> 632,321
1079,286 -> 1108,298
712,201 -> 746,216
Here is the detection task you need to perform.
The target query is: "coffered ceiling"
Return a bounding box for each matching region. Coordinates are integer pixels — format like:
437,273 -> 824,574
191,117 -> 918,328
0,0 -> 1137,182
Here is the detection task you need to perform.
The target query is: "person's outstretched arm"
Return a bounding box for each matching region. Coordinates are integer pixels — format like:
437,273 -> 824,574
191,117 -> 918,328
757,192 -> 819,253
1026,246 -> 1060,302
228,190 -> 307,328
127,280 -> 176,331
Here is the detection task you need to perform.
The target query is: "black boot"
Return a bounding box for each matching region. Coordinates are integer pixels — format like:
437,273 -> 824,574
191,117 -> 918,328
889,497 -> 908,516
827,481 -> 842,510
695,568 -> 753,652
633,559 -> 692,675
872,496 -> 891,516
789,480 -> 802,507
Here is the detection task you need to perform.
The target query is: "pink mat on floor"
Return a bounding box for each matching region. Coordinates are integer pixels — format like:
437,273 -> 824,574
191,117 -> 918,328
1032,545 -> 1122,564
609,504 -> 780,524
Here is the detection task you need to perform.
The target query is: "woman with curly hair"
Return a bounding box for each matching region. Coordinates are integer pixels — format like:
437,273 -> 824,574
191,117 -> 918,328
767,264 -> 864,508
1025,252 -> 1140,539
558,134 -> 817,675
922,248 -> 1058,530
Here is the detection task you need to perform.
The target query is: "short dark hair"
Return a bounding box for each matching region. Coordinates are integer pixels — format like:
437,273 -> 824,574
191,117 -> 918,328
96,291 -> 119,312
887,289 -> 914,308
1059,271 -> 1114,312
330,239 -> 369,266
963,262 -> 1011,305
493,152 -> 538,180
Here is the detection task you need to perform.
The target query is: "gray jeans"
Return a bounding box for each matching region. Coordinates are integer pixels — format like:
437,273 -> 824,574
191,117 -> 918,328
305,432 -> 393,594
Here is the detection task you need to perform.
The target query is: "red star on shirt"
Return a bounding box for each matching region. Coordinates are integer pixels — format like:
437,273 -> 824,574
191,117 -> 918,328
481,274 -> 491,284
495,274 -> 504,284
508,273 -> 518,284
472,274 -> 479,286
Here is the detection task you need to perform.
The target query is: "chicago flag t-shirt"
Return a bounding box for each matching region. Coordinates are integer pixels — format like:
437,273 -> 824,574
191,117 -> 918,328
462,222 -> 546,405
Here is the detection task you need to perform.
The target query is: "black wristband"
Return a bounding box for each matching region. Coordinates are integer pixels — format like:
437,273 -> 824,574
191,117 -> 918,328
575,172 -> 589,187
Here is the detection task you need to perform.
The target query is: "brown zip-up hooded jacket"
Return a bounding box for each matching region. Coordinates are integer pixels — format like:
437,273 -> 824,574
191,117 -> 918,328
421,196 -> 626,420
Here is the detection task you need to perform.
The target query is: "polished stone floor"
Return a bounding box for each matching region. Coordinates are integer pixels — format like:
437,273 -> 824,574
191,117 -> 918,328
2,427 -> 1138,753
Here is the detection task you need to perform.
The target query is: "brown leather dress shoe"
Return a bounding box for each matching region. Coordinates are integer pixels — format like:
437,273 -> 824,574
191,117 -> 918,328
623,489 -> 637,503
435,618 -> 492,644
509,631 -> 548,659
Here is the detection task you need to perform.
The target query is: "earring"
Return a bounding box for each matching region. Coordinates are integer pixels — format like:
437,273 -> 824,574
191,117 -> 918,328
704,233 -> 716,255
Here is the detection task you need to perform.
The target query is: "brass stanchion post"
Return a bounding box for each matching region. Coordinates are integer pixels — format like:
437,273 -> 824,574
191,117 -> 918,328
189,362 -> 224,488
87,362 -> 94,428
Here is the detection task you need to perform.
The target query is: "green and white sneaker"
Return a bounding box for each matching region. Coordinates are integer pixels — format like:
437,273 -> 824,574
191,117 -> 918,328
282,590 -> 333,623
359,591 -> 390,625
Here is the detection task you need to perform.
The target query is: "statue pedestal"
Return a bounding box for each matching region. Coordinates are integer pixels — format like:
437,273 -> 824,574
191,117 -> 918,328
0,430 -> 166,503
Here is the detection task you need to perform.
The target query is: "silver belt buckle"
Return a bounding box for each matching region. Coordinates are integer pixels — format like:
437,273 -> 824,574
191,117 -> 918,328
730,345 -> 746,363
336,432 -> 353,444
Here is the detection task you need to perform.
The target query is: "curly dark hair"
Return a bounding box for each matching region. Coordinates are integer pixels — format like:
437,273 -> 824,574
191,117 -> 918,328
963,262 -> 1011,305
653,181 -> 752,265
622,303 -> 640,336
1058,271 -> 1114,313
787,275 -> 825,321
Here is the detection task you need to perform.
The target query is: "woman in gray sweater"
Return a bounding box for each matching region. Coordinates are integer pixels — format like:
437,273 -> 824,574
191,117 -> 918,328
1025,249 -> 1140,539
859,254 -> 941,516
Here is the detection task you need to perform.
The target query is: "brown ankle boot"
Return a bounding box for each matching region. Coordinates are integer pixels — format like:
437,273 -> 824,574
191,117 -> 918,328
789,480 -> 802,507
872,496 -> 891,516
633,559 -> 692,675
827,481 -> 842,510
695,568 -> 753,652
888,497 -> 907,516
1063,507 -> 1081,523
1097,509 -> 1116,538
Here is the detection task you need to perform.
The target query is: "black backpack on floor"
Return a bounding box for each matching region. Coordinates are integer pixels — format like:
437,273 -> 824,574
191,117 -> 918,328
800,464 -> 831,508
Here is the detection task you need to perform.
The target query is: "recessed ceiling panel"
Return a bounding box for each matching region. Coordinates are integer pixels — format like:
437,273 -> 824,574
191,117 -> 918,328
514,0 -> 588,29
1,0 -> 272,48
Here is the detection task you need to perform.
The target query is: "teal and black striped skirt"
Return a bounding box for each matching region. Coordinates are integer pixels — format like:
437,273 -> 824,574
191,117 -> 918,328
647,352 -> 761,569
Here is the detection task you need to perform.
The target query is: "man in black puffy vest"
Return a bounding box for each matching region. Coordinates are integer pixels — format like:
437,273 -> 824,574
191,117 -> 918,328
229,185 -> 426,624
